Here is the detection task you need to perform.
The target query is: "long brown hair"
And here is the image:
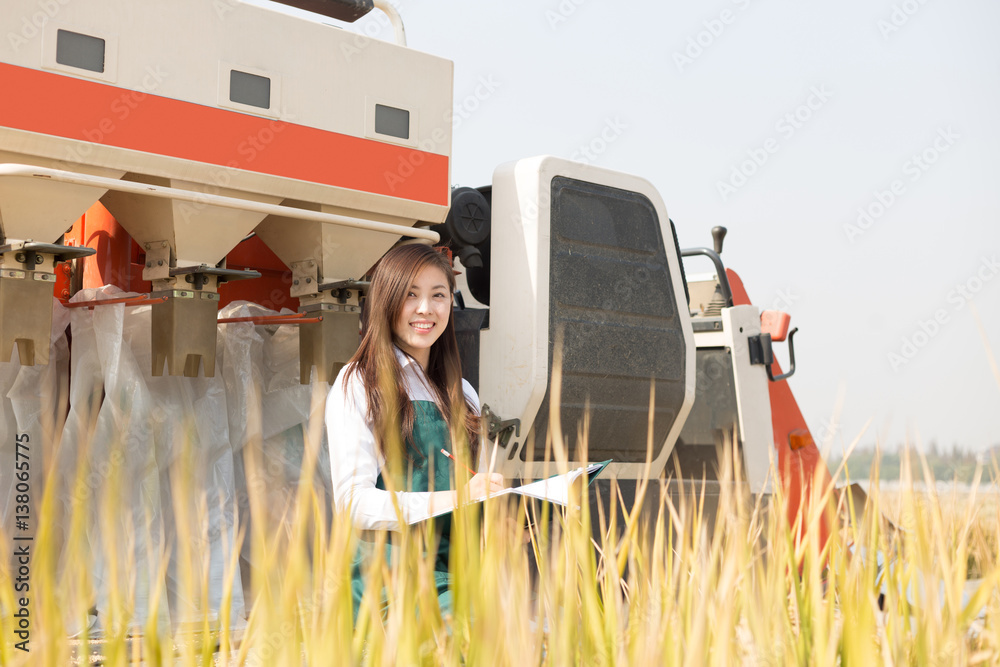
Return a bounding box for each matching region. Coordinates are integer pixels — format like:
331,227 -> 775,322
345,244 -> 480,464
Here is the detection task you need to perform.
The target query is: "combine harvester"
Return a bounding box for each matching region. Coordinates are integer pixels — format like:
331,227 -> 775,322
0,0 -> 833,630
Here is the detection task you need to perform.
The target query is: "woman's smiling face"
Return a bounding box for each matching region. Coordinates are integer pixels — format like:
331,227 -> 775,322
393,264 -> 451,368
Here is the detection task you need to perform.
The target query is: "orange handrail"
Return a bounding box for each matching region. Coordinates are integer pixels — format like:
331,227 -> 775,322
216,314 -> 322,325
62,295 -> 167,309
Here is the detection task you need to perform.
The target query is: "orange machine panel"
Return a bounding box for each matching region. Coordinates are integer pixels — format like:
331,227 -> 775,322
71,203 -> 294,310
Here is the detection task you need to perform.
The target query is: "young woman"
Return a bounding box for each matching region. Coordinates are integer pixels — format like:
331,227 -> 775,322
325,243 -> 504,618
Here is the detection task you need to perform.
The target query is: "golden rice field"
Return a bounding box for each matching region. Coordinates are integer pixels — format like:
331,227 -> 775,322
1,391 -> 998,666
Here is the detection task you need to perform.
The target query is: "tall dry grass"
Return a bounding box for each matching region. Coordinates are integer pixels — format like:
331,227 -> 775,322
1,382 -> 998,666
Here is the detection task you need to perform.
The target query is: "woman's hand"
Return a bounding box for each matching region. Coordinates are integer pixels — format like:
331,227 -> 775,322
429,473 -> 505,515
468,472 -> 505,499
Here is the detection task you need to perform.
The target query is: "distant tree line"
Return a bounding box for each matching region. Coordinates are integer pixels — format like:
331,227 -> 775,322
828,443 -> 1000,484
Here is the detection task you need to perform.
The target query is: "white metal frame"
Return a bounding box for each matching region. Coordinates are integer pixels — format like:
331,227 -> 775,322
480,156 -> 696,480
720,305 -> 774,494
0,163 -> 439,244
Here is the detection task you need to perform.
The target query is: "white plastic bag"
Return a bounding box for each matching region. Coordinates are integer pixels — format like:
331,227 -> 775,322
1,298 -> 70,550
217,301 -> 331,603
57,287 -> 245,631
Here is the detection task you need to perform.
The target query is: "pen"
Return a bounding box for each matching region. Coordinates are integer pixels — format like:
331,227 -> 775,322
440,448 -> 477,475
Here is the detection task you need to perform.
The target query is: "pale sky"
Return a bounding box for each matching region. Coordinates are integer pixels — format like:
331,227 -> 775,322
263,0 -> 1000,454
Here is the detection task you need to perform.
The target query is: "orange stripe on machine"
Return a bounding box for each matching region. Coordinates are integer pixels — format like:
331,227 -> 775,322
0,62 -> 448,206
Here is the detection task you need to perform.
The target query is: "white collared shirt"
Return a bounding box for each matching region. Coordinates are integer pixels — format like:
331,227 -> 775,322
325,347 -> 480,531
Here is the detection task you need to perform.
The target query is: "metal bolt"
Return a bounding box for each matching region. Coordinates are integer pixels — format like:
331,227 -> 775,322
146,262 -> 152,268
157,260 -> 164,266
161,241 -> 167,248
345,291 -> 352,298
144,243 -> 151,251
294,279 -> 300,286
15,253 -> 25,263
185,275 -> 193,283
306,278 -> 312,284
35,256 -> 43,265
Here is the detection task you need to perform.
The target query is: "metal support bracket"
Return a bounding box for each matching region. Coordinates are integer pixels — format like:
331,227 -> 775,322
747,333 -> 773,367
299,301 -> 361,315
142,241 -> 172,281
0,242 -> 98,366
316,279 -> 370,304
481,403 -> 521,447
169,264 -> 261,285
0,241 -> 96,264
290,259 -> 320,298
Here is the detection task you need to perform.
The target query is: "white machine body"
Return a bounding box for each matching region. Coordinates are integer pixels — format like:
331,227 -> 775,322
481,156 -> 697,480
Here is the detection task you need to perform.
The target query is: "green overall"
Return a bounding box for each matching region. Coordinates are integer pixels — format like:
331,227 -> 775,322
350,401 -> 456,620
